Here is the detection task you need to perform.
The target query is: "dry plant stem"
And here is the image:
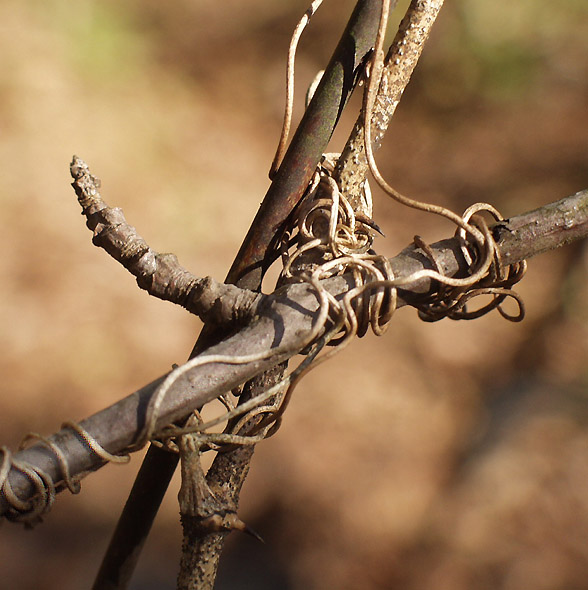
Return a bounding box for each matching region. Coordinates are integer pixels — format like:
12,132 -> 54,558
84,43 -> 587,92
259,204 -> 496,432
177,3 -> 386,585
2,188 -> 588,518
335,0 -> 443,209
177,366 -> 283,590
269,0 -> 324,179
227,0 -> 383,290
71,156 -> 263,328
494,191 -> 588,266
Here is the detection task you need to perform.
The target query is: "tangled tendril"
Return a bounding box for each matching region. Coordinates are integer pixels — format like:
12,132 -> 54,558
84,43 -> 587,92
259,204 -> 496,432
0,424 -> 129,525
128,0 -> 527,457
2,1 -> 527,524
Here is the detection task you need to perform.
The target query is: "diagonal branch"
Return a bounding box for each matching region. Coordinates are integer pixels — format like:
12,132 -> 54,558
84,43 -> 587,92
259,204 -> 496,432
227,0 -> 386,290
336,0 -> 444,207
2,187 -> 587,519
70,156 -> 263,328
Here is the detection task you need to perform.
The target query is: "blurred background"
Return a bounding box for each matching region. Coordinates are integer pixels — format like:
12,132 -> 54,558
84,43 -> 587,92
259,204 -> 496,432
1,0 -> 588,588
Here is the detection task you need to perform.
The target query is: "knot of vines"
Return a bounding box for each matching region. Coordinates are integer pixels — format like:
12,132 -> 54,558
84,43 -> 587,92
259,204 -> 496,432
2,1 -> 529,525
137,0 -> 529,455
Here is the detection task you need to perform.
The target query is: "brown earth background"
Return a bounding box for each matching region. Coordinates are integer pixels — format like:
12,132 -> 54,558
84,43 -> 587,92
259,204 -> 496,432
1,1 -> 588,589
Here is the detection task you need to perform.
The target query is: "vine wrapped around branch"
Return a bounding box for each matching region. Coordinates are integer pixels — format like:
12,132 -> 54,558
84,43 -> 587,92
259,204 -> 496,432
2,187 -> 587,520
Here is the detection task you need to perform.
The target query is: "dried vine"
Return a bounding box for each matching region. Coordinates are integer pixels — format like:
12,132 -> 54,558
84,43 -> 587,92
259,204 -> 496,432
2,187 -> 588,521
1,2 -> 587,590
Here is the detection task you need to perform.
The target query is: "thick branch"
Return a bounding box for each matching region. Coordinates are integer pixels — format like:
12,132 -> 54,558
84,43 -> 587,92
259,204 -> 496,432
2,188 -> 587,518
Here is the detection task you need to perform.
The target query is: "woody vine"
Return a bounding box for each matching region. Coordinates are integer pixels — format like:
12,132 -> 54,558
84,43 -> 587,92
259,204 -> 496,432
1,1 -> 587,589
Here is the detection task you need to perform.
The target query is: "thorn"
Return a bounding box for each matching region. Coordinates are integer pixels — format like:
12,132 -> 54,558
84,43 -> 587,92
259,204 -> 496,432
357,215 -> 385,236
231,515 -> 265,544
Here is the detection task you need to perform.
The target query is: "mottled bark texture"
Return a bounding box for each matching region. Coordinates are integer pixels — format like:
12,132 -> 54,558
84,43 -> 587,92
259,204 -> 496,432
177,366 -> 283,590
71,156 -> 263,328
336,0 -> 444,209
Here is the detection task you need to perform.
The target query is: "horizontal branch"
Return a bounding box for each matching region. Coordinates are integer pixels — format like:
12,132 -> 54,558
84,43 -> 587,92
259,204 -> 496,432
2,188 -> 587,518
493,190 -> 588,266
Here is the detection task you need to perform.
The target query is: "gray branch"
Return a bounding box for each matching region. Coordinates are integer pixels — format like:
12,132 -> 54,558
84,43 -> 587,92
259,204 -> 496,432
70,156 -> 263,327
1,188 -> 587,518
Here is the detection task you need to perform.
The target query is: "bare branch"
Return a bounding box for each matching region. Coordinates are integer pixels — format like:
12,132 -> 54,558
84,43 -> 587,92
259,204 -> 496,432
92,1 -> 387,580
335,0 -> 444,207
227,0 -> 385,290
174,2 -> 388,583
176,369 -> 278,590
2,188 -> 587,518
70,156 -> 263,327
494,190 -> 588,266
